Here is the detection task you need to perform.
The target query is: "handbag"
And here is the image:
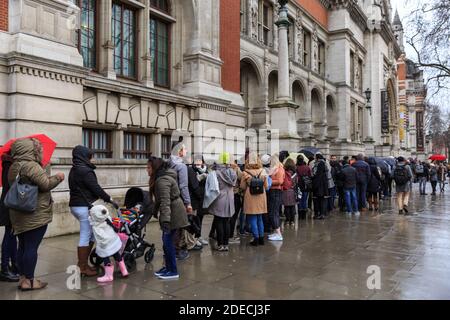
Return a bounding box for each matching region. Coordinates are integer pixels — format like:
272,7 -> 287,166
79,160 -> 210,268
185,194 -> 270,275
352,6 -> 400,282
4,165 -> 38,214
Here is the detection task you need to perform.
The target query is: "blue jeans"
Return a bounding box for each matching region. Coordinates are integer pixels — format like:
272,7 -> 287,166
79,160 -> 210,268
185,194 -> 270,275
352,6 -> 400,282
328,187 -> 336,211
248,215 -> 264,238
70,206 -> 95,247
17,225 -> 47,279
162,229 -> 177,274
1,225 -> 17,271
418,176 -> 427,194
356,182 -> 367,209
297,191 -> 309,211
344,188 -> 358,213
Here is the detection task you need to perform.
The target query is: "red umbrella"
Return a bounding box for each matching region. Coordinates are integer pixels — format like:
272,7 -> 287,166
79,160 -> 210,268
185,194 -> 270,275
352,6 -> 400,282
429,154 -> 447,161
0,134 -> 57,187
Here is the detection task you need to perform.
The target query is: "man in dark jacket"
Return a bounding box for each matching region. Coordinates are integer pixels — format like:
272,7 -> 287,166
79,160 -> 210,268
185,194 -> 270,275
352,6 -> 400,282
186,164 -> 204,251
352,154 -> 371,211
341,160 -> 359,215
415,161 -> 429,195
330,156 -> 345,212
0,153 -> 19,282
68,145 -> 117,277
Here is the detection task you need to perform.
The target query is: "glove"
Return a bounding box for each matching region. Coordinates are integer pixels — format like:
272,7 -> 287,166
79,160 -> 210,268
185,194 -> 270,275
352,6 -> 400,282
161,222 -> 171,233
111,200 -> 120,210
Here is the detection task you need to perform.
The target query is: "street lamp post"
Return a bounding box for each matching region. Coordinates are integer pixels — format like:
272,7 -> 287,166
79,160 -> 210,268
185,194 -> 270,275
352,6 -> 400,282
364,88 -> 373,142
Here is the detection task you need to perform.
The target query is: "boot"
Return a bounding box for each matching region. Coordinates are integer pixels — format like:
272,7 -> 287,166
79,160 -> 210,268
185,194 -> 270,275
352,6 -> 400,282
117,260 -> 129,278
299,210 -> 306,220
249,238 -> 258,246
20,278 -> 48,291
97,264 -> 114,283
77,247 -> 97,277
258,237 -> 265,245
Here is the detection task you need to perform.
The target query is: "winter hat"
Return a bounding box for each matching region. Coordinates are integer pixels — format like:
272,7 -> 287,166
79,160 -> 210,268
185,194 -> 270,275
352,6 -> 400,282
261,154 -> 271,166
89,205 -> 110,224
218,152 -> 231,165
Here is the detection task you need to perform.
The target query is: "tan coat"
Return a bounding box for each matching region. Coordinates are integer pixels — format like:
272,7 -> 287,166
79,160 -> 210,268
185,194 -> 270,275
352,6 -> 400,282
240,169 -> 268,215
8,138 -> 62,235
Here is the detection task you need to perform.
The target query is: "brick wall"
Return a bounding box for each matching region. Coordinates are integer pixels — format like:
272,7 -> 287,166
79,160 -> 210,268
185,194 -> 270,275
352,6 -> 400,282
296,0 -> 328,30
0,0 -> 8,32
220,0 -> 241,94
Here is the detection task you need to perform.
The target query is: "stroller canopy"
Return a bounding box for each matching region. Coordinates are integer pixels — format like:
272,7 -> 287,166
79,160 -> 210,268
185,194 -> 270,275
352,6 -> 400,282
124,187 -> 154,220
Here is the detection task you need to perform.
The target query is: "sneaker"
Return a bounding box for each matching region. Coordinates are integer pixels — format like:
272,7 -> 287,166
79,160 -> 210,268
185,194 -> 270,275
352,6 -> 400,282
0,269 -> 19,282
190,244 -> 203,251
346,212 -> 352,215
157,271 -> 180,280
404,212 -> 418,216
199,238 -> 209,246
268,234 -> 283,241
176,250 -> 190,261
222,246 -> 229,251
228,237 -> 241,244
249,238 -> 258,246
354,211 -> 360,216
154,267 -> 167,276
217,246 -> 228,252
403,206 -> 409,214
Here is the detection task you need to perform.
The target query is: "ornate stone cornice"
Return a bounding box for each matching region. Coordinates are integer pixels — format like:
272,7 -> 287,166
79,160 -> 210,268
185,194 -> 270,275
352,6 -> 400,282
9,65 -> 84,84
329,0 -> 368,31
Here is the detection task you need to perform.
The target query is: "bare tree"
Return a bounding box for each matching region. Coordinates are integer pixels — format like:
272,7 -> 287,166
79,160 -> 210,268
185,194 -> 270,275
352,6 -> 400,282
406,0 -> 450,98
424,102 -> 450,155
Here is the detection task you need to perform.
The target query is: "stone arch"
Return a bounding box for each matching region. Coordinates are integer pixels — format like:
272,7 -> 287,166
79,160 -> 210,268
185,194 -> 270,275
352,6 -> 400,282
386,78 -> 397,125
326,94 -> 338,138
268,71 -> 278,103
241,58 -> 263,129
311,87 -> 323,125
292,80 -> 307,118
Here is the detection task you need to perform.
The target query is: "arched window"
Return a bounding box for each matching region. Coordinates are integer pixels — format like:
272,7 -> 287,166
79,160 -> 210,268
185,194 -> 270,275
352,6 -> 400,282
150,0 -> 171,87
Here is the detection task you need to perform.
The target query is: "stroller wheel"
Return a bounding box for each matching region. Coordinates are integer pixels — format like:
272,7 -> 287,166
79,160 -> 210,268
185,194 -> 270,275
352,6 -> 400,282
144,245 -> 155,263
89,251 -> 103,266
123,252 -> 136,272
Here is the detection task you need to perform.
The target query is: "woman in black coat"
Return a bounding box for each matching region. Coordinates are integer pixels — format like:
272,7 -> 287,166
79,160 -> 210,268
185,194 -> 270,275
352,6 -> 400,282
0,153 -> 19,282
367,158 -> 382,211
68,145 -> 118,277
312,158 -> 329,220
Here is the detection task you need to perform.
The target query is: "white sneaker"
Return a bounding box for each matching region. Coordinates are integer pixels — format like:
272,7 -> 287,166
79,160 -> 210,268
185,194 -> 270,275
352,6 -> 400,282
354,211 -> 360,216
228,237 -> 241,244
268,234 -> 283,241
198,238 -> 209,245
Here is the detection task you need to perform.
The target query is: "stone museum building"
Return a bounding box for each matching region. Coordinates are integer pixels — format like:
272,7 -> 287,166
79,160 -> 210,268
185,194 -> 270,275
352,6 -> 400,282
0,0 -> 428,236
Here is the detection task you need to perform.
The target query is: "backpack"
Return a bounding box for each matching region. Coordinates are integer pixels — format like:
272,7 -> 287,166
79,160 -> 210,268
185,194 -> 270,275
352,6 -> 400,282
415,164 -> 424,174
282,171 -> 294,190
299,175 -> 313,192
246,170 -> 265,195
394,166 -> 410,186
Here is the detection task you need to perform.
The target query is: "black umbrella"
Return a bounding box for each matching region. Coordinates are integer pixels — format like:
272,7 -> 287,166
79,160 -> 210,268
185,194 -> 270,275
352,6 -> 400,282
299,147 -> 320,159
373,157 -> 389,172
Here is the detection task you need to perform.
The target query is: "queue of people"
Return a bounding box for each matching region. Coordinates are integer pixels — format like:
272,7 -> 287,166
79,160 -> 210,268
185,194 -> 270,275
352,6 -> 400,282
1,136 -> 450,288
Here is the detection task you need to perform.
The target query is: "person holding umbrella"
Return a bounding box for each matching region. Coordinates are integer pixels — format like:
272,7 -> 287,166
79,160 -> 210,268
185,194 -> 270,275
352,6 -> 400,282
68,145 -> 119,277
7,138 -> 65,290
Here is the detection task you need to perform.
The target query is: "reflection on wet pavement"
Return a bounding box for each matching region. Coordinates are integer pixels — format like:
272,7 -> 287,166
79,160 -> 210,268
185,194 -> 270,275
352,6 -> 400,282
1,186 -> 450,300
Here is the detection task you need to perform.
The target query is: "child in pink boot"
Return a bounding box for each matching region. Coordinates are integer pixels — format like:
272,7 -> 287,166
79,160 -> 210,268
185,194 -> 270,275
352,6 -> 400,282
89,205 -> 128,283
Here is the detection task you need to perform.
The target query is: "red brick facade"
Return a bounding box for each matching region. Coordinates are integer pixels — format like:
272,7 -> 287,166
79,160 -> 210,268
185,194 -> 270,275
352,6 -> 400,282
220,0 -> 241,93
0,0 -> 7,32
296,0 -> 328,29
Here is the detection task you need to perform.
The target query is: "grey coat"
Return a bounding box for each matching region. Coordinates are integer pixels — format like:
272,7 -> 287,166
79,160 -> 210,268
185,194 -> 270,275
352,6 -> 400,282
208,165 -> 237,218
395,163 -> 413,193
168,155 -> 191,206
154,169 -> 189,231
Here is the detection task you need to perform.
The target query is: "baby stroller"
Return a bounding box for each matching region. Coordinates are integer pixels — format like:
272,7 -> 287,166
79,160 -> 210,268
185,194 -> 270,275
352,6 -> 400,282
90,187 -> 156,271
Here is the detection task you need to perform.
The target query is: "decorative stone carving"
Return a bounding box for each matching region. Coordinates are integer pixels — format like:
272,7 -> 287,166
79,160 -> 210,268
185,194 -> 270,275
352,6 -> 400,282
251,0 -> 259,40
354,49 -> 360,92
312,25 -> 319,72
273,1 -> 280,51
296,9 -> 303,65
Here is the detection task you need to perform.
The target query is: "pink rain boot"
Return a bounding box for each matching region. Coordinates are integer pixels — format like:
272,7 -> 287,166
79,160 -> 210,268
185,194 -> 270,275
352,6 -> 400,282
118,260 -> 129,278
97,264 -> 114,283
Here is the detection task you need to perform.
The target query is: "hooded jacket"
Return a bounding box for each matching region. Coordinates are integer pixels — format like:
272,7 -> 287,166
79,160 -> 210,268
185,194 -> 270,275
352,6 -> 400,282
0,153 -> 12,226
367,157 -> 382,194
89,205 -> 122,258
154,169 -> 189,231
8,138 -> 62,235
168,155 -> 191,206
208,165 -> 237,218
68,146 -> 111,207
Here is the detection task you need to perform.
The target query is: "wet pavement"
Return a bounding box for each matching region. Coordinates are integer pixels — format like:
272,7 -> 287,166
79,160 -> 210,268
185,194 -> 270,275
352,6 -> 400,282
1,185 -> 450,300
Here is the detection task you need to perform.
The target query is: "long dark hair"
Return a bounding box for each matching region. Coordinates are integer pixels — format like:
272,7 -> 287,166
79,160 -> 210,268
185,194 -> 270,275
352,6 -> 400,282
148,157 -> 168,197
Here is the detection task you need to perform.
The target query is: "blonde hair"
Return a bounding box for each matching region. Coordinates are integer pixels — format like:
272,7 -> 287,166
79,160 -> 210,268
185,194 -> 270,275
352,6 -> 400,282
245,152 -> 262,170
270,154 -> 282,169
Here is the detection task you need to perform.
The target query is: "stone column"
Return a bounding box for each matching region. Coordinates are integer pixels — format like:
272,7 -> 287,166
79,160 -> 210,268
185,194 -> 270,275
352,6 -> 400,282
139,0 -> 153,87
275,2 -> 290,101
99,0 -> 116,80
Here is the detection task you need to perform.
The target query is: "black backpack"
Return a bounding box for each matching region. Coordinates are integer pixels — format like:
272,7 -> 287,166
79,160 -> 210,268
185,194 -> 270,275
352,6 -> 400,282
246,170 -> 264,195
394,166 -> 409,186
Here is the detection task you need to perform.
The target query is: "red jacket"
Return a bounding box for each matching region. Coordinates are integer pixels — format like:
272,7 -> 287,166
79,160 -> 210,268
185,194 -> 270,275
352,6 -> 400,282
270,167 -> 285,190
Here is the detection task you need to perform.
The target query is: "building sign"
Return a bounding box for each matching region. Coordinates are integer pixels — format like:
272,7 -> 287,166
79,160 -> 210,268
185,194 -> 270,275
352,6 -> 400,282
399,105 -> 407,142
416,111 -> 425,152
381,90 -> 390,134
